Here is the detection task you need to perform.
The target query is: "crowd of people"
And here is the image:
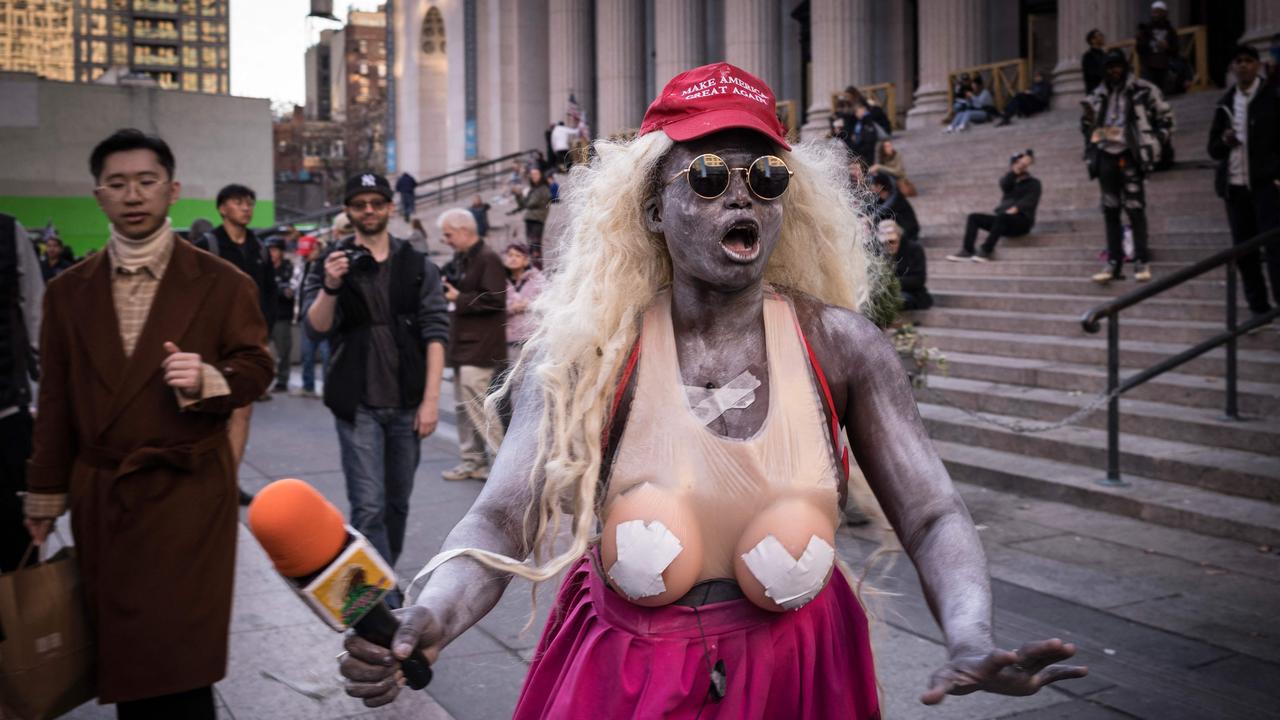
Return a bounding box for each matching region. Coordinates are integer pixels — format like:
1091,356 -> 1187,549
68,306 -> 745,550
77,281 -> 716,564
4,14 -> 1278,714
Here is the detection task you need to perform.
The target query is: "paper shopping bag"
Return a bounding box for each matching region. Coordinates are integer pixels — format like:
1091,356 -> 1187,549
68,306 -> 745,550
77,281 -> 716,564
0,545 -> 96,720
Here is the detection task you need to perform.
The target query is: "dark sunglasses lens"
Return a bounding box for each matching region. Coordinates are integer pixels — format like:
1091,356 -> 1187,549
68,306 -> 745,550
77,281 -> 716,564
749,156 -> 790,199
687,154 -> 730,198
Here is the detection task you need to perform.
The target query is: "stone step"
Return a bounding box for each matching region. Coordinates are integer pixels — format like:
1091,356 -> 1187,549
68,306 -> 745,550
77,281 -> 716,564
911,307 -> 1280,350
929,258 -> 1231,279
921,401 -> 1280,502
928,274 -> 1229,301
915,326 -> 1280,384
927,345 -> 1280,415
930,290 -> 1247,323
917,230 -> 1232,248
930,439 -> 1280,546
924,244 -> 1225,263
921,369 -> 1280,457
917,210 -> 1225,231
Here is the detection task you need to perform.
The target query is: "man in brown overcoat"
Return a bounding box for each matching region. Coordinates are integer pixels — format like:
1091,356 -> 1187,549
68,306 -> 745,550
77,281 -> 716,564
23,129 -> 273,718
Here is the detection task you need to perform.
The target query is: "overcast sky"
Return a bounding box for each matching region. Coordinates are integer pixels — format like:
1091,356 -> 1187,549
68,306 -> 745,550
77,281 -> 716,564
229,0 -> 384,108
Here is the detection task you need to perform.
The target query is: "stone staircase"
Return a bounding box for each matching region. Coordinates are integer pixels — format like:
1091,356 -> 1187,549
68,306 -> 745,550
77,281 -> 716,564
891,91 -> 1280,546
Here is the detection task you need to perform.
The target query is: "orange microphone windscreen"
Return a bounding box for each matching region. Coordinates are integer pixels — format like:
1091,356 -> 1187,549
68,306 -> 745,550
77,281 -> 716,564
247,478 -> 348,577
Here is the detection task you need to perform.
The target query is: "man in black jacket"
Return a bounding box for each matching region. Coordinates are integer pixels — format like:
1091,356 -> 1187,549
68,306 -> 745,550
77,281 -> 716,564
303,172 -> 449,568
879,219 -> 932,311
267,236 -> 296,393
1208,45 -> 1280,318
869,171 -> 920,245
947,150 -> 1042,262
1082,29 -> 1108,95
196,183 -> 277,504
0,214 -> 43,571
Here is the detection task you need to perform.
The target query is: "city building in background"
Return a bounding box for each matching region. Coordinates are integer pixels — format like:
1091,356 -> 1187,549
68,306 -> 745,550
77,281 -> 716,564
0,0 -> 231,92
72,0 -> 230,92
279,3 -> 388,218
0,70 -> 272,251
0,0 -> 75,82
305,28 -> 337,120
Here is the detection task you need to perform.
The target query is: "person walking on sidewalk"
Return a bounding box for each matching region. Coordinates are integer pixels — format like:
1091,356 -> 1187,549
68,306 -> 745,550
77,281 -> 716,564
438,208 -> 508,481
396,171 -> 417,222
1208,44 -> 1280,319
510,168 -> 552,267
0,213 -> 43,572
294,234 -> 332,398
267,236 -> 296,393
947,149 -> 1042,262
24,129 -> 273,717
303,172 -> 449,568
195,182 -> 278,505
1081,50 -> 1174,285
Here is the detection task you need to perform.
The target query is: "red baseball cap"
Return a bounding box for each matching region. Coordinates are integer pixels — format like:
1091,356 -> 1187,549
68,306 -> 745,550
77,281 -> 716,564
639,62 -> 791,151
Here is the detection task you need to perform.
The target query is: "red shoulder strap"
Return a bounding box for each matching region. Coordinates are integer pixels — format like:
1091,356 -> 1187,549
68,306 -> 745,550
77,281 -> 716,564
795,321 -> 851,483
601,331 -> 643,453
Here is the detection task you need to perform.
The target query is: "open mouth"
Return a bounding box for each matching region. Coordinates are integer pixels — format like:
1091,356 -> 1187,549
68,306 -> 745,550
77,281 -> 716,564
720,220 -> 761,263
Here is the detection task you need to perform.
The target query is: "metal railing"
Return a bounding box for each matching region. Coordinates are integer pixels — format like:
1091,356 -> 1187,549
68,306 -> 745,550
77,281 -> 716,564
1080,228 -> 1280,485
946,58 -> 1029,117
277,149 -> 538,226
1107,24 -> 1210,93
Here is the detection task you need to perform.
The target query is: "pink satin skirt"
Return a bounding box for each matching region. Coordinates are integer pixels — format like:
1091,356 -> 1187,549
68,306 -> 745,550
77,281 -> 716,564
511,555 -> 880,719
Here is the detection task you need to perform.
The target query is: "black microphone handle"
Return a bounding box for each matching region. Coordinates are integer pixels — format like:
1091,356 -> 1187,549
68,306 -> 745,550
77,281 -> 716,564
353,602 -> 434,690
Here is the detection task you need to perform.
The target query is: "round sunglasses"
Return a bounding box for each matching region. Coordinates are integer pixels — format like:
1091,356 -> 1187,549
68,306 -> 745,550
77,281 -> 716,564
668,153 -> 794,201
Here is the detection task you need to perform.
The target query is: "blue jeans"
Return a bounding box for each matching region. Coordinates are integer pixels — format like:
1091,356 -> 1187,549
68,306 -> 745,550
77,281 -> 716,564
301,334 -> 330,391
335,405 -> 421,565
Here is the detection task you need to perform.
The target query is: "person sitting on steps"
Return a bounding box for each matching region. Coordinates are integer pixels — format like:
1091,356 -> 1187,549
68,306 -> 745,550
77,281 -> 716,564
947,149 -> 1042,262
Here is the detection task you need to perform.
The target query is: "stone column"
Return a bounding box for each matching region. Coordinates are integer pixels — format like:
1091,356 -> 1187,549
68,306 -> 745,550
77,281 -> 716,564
905,0 -> 988,130
596,0 -> 646,137
799,0 -> 872,140
1051,0 -> 1141,109
724,0 -> 781,93
654,0 -> 704,87
1241,0 -> 1280,52
548,0 -> 594,126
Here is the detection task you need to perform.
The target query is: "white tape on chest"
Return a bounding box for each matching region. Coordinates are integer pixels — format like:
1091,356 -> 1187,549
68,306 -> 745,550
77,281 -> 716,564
740,534 -> 836,610
684,370 -> 762,426
608,519 -> 684,600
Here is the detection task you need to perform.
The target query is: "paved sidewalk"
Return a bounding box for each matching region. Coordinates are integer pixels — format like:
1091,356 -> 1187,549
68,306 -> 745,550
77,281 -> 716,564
61,370 -> 1280,719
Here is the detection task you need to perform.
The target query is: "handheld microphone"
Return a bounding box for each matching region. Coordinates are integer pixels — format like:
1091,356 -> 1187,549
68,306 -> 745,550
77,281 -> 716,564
247,478 -> 433,689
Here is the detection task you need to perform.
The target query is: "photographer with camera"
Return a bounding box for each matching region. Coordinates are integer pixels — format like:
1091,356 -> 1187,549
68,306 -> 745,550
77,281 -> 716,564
302,172 -> 449,573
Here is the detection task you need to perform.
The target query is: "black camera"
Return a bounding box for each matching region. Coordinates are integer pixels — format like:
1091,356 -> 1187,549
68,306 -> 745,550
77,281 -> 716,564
340,244 -> 377,275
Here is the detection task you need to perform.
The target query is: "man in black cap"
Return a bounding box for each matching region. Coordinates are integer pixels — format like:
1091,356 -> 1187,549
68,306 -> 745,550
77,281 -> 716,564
195,183 -> 278,505
868,170 -> 920,246
1209,44 -> 1280,319
1081,50 -> 1173,285
301,172 -> 450,575
266,235 -> 296,393
946,150 -> 1041,262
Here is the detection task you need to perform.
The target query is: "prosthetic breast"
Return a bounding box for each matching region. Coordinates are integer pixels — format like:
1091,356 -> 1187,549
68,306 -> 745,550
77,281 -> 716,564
601,483 -> 704,606
603,290 -> 843,612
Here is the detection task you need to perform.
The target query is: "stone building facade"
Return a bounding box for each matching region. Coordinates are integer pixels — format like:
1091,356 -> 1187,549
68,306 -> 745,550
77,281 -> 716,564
390,0 -> 1278,178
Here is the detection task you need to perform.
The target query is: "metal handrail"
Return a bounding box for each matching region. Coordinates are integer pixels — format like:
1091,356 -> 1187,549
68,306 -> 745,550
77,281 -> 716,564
1080,228 -> 1280,485
278,148 -> 538,226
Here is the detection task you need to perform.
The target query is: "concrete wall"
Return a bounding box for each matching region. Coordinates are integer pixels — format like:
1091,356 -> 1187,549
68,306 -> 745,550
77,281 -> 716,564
0,72 -> 273,251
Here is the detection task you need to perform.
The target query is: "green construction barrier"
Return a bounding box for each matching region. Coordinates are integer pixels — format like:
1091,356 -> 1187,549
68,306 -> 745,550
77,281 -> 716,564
0,195 -> 276,255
